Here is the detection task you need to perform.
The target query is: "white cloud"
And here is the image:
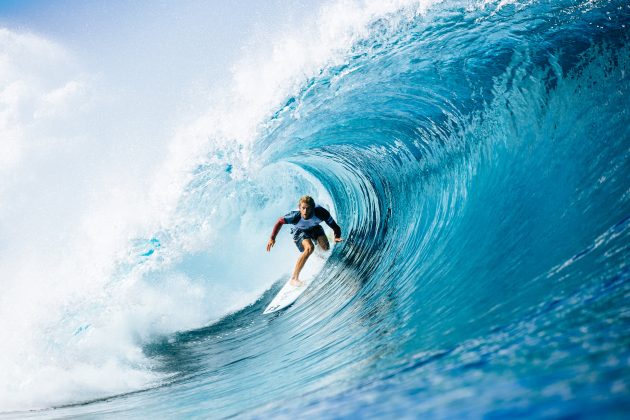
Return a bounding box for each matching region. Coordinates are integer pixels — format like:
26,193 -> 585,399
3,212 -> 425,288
34,79 -> 90,119
0,28 -> 92,175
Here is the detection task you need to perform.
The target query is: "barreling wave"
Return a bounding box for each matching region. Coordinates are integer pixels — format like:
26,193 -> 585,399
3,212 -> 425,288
3,0 -> 629,417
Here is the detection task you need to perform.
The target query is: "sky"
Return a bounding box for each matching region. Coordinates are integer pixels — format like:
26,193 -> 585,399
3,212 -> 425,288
0,0 -> 322,131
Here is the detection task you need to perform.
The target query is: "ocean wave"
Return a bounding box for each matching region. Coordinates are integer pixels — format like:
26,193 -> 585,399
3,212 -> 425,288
1,0 -> 628,416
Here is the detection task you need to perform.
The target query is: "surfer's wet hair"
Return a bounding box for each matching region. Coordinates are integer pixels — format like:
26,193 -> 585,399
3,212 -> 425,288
299,195 -> 315,208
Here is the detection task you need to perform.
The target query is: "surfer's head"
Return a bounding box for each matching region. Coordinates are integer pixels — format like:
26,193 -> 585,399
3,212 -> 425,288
298,195 -> 315,219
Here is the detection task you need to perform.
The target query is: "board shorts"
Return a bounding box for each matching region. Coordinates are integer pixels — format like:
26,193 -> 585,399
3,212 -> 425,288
292,225 -> 326,252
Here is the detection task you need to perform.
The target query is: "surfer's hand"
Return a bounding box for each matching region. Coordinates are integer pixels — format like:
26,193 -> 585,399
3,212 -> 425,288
266,239 -> 275,252
334,237 -> 343,243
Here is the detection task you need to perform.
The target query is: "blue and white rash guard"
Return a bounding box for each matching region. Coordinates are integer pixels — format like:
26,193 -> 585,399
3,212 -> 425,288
270,205 -> 341,240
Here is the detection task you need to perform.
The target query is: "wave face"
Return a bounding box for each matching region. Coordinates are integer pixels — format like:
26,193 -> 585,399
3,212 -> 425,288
5,0 -> 630,417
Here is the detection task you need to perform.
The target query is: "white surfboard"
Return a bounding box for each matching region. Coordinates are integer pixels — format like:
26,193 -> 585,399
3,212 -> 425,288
263,250 -> 329,314
263,276 -> 314,314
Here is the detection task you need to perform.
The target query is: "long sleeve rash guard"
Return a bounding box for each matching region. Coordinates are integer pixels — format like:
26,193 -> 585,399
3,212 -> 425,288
270,205 -> 341,240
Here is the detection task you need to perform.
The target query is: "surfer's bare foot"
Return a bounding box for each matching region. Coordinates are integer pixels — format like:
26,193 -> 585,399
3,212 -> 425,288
290,277 -> 303,287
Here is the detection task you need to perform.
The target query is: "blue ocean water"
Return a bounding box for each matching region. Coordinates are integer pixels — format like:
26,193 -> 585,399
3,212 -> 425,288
3,0 -> 629,418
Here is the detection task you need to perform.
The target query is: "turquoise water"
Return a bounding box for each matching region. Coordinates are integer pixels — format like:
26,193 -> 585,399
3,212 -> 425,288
3,0 -> 629,418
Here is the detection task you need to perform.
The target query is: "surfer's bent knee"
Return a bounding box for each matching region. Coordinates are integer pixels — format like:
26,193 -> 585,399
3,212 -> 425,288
317,235 -> 330,251
302,240 -> 314,254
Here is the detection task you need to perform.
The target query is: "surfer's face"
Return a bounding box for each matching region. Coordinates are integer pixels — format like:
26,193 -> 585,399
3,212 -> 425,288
299,202 -> 313,219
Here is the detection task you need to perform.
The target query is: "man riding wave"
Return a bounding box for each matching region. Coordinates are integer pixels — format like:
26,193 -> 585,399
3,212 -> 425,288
266,196 -> 343,286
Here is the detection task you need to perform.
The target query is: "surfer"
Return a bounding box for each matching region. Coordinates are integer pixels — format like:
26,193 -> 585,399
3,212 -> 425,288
266,195 -> 343,286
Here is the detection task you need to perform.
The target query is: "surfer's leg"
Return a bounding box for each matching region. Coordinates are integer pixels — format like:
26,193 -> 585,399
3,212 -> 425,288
316,235 -> 330,251
291,238 -> 314,286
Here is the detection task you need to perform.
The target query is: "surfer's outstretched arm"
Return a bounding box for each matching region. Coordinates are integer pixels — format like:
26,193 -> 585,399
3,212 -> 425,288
327,220 -> 343,243
315,207 -> 343,242
267,217 -> 286,251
